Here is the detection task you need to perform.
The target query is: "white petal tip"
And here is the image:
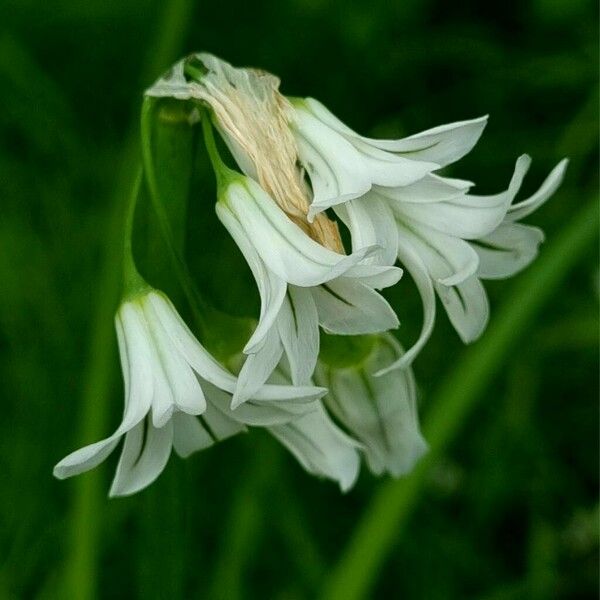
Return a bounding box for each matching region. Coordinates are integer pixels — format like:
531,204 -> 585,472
311,386 -> 329,401
52,465 -> 69,480
152,408 -> 174,429
230,394 -> 248,410
374,354 -> 412,377
307,207 -> 321,222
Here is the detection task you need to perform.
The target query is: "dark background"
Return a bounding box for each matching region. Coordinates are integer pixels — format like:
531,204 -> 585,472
0,0 -> 598,598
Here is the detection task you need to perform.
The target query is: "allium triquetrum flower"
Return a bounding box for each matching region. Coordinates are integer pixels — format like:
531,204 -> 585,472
315,334 -> 427,477
335,154 -> 568,371
53,288 -> 327,496
145,54 -> 404,404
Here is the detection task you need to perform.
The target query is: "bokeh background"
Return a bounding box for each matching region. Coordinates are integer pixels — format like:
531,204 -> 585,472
1,0 -> 598,598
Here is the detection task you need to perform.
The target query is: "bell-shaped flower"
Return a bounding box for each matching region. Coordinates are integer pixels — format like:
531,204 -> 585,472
289,97 -> 488,220
215,171 -> 402,406
338,156 -> 567,372
53,288 -> 327,496
315,334 -> 427,477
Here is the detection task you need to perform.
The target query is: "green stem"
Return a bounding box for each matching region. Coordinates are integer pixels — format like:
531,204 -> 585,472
320,196 -> 598,600
141,96 -> 213,337
121,170 -> 148,297
200,111 -> 236,187
63,1 -> 193,598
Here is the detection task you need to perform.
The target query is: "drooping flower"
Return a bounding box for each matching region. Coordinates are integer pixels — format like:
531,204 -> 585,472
289,97 -> 488,221
215,170 -> 402,406
336,155 -> 568,371
315,334 -> 427,477
53,288 -> 327,496
148,54 -> 403,405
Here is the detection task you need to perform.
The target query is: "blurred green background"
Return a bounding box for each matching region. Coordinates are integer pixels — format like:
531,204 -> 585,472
1,0 -> 598,598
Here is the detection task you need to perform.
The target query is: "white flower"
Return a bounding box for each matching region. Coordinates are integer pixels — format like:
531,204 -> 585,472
338,155 -> 568,371
315,334 -> 427,477
53,289 -> 327,496
215,172 -> 402,406
290,97 -> 488,221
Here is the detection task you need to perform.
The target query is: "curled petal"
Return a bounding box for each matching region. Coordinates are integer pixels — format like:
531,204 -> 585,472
436,276 -> 490,343
395,221 -> 480,287
301,97 -> 487,167
507,158 -> 568,222
109,418 -> 174,497
394,155 -> 531,239
292,99 -> 437,218
53,308 -> 154,480
378,236 -> 437,373
473,223 -> 545,280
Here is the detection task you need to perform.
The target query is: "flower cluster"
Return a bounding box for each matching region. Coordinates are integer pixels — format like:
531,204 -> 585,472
54,54 -> 565,496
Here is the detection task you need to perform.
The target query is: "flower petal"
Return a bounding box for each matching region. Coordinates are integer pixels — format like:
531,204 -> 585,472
232,326 -> 284,408
207,381 -> 312,427
53,305 -> 155,480
366,116 -> 488,166
507,158 -> 568,222
219,178 -> 375,286
250,381 -> 328,403
394,155 -> 531,239
53,437 -> 122,480
269,404 -> 361,491
299,98 -> 487,167
109,417 -> 174,497
342,263 -> 403,289
147,291 -> 240,394
292,108 -> 373,216
215,201 -> 287,353
395,220 -> 480,286
293,100 -> 438,217
374,173 -> 473,203
172,413 -> 215,457
378,236 -> 437,373
277,286 -> 320,385
142,295 -> 206,426
472,223 -> 545,280
334,192 -> 399,266
311,278 -> 399,335
436,275 -> 489,343
317,335 -> 427,477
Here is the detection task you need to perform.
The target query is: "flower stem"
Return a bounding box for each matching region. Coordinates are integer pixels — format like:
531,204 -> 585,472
200,111 -> 237,188
121,170 -> 149,298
